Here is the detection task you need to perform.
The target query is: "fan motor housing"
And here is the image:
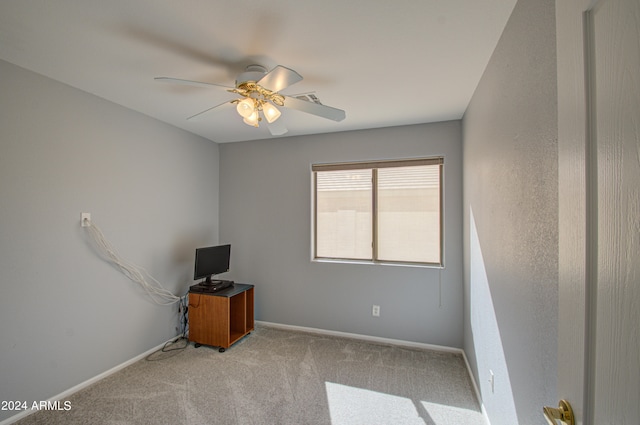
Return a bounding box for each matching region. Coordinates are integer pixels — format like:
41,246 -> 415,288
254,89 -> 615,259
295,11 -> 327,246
236,65 -> 267,87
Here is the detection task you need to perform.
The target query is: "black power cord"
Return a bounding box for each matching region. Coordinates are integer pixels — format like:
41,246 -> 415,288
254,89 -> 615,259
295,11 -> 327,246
145,293 -> 190,361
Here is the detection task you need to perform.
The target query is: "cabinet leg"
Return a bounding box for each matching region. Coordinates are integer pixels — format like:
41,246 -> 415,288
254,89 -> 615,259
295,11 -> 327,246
218,347 -> 226,353
194,343 -> 201,348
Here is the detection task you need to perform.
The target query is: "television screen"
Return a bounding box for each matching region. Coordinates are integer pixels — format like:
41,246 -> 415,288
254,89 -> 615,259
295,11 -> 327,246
194,244 -> 231,284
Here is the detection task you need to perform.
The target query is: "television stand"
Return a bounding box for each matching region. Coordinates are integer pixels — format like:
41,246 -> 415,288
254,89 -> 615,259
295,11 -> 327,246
188,283 -> 254,352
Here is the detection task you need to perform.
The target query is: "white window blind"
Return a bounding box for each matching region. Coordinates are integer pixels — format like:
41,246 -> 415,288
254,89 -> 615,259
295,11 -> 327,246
315,169 -> 372,260
313,157 -> 443,266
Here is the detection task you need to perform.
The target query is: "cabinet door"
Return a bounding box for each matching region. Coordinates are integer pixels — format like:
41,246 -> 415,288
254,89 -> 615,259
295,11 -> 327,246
188,293 -> 229,347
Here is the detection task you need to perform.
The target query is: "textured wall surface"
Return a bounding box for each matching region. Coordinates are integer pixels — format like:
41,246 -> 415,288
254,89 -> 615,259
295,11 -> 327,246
0,59 -> 219,423
219,121 -> 464,348
462,0 -> 558,423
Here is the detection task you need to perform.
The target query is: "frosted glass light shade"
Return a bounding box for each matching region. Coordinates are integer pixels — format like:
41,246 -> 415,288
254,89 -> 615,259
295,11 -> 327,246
243,111 -> 259,127
262,102 -> 281,123
236,98 -> 256,118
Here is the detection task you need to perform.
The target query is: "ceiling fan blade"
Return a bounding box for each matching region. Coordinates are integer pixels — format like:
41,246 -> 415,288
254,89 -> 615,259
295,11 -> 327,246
187,100 -> 234,121
283,95 -> 346,122
257,66 -> 303,93
155,77 -> 234,90
266,119 -> 288,136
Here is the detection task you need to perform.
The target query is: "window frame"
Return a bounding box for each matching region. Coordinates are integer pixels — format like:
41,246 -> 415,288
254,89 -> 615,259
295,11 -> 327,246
312,157 -> 444,268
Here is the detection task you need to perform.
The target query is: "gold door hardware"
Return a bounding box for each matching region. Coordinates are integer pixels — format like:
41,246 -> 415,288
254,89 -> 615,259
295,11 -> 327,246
543,399 -> 574,425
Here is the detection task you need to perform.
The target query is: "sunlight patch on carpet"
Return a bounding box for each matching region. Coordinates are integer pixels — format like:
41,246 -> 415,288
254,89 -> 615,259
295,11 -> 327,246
325,382 -> 425,425
421,401 -> 485,423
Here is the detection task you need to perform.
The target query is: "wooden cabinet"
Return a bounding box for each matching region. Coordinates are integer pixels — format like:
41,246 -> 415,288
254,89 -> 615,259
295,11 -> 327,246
188,283 -> 254,352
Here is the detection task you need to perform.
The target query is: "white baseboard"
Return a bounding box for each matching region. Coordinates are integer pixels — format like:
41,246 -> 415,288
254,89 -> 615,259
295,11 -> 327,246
460,350 -> 491,425
0,337 -> 179,425
257,320 -> 463,353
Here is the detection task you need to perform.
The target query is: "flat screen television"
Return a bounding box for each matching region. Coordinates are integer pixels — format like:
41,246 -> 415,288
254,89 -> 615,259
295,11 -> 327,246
194,244 -> 231,284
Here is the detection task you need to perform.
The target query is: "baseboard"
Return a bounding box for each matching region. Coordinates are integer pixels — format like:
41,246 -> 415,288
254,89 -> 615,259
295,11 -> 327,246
460,350 -> 491,425
0,337 -> 180,425
256,320 -> 463,353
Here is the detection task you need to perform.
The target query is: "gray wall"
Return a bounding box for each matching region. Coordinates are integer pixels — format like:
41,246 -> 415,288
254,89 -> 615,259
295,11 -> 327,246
462,0 -> 558,424
219,121 -> 463,348
0,60 -> 219,422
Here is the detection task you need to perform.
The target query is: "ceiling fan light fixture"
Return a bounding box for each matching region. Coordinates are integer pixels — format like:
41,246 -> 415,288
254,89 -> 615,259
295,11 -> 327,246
157,64 -> 345,133
262,101 -> 281,123
236,98 -> 256,119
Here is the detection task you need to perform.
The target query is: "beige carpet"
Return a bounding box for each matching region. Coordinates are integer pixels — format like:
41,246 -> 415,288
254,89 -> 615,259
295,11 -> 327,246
16,324 -> 486,425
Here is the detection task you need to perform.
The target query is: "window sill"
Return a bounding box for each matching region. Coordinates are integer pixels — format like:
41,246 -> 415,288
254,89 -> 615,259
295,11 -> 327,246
311,257 -> 444,269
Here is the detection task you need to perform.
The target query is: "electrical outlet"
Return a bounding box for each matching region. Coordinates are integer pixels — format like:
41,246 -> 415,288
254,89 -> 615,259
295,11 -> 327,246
372,305 -> 380,317
81,212 -> 91,227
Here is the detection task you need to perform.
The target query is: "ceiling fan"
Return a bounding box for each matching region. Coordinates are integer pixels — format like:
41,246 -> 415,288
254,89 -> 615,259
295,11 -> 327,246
155,65 -> 346,136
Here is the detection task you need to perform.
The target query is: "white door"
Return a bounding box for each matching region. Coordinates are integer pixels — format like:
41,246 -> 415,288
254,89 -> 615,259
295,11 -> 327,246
556,0 -> 640,424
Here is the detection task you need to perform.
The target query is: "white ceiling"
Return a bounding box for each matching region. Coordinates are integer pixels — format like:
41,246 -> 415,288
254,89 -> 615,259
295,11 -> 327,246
0,0 -> 516,143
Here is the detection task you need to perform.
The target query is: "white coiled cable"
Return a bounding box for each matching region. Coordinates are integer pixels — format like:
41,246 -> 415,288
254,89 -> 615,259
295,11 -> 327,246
83,217 -> 182,305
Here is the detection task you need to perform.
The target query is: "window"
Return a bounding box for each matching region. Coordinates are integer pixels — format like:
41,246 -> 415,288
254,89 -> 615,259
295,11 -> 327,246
312,157 -> 443,266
